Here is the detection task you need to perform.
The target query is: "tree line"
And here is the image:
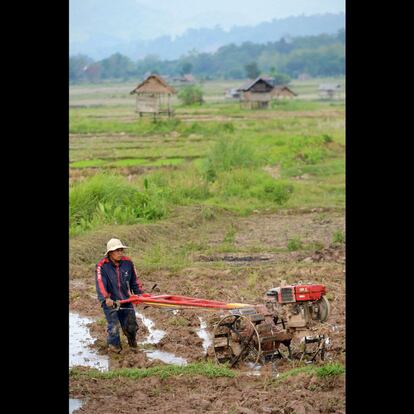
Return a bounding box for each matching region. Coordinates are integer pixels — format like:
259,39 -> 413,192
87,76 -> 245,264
69,29 -> 344,83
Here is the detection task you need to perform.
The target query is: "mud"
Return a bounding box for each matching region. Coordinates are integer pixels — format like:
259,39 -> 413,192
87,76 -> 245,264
70,371 -> 345,413
198,253 -> 273,262
69,209 -> 345,412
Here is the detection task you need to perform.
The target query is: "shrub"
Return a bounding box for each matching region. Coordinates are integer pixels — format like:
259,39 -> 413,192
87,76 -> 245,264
261,181 -> 294,205
203,137 -> 262,182
178,85 -> 204,105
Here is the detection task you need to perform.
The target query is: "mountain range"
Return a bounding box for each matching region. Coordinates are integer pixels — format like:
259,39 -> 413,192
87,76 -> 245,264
70,10 -> 345,61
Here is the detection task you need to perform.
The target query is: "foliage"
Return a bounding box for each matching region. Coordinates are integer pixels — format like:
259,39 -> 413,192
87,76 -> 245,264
244,62 -> 260,79
178,85 -> 204,105
69,30 -> 344,83
272,72 -> 291,85
69,173 -> 168,235
203,137 -> 262,182
180,62 -> 193,75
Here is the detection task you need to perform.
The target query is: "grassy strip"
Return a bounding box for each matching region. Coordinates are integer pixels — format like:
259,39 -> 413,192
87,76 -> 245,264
69,159 -> 108,168
69,115 -> 236,138
276,362 -> 345,382
69,362 -> 235,380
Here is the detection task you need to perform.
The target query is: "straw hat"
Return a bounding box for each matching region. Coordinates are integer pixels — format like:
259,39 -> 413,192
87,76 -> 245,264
105,238 -> 128,255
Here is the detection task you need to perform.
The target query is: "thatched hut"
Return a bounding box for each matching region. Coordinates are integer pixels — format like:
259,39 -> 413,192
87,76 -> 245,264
130,75 -> 176,118
271,85 -> 297,99
237,77 -> 275,109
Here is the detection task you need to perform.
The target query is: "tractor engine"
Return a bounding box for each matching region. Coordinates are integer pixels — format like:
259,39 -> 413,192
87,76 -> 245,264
213,284 -> 330,367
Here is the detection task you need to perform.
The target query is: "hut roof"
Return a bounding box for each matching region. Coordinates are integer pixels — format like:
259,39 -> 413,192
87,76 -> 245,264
130,75 -> 176,95
237,77 -> 274,92
273,85 -> 298,96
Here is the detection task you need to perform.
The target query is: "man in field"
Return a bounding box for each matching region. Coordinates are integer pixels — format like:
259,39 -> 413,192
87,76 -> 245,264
95,238 -> 143,353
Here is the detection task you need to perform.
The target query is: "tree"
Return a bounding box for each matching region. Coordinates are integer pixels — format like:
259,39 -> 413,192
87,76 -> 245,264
244,62 -> 260,79
272,72 -> 291,85
69,54 -> 94,83
180,62 -> 193,76
337,28 -> 345,43
276,37 -> 293,54
100,53 -> 135,80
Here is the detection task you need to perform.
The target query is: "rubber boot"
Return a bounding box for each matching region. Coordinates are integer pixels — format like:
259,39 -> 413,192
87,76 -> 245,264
108,344 -> 122,354
127,335 -> 138,348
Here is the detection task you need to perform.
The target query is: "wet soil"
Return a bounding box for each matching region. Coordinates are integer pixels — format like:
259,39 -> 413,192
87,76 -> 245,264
69,209 -> 345,412
70,370 -> 345,413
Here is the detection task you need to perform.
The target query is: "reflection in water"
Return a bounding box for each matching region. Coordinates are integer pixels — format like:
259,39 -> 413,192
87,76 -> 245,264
197,316 -> 212,353
69,312 -> 109,371
69,398 -> 83,413
136,311 -> 188,365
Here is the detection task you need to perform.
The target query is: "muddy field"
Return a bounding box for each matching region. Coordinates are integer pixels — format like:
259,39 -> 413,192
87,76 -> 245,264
69,209 -> 345,413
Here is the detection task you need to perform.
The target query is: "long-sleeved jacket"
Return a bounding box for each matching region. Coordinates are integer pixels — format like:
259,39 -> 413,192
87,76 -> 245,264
95,256 -> 143,304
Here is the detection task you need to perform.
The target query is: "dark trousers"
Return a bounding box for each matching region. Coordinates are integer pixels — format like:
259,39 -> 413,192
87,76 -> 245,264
102,303 -> 139,348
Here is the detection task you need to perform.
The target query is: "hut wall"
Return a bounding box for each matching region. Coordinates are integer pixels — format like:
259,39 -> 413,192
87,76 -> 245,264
136,94 -> 159,113
242,91 -> 272,102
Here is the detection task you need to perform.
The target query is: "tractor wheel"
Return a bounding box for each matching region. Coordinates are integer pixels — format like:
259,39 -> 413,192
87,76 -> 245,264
213,314 -> 261,367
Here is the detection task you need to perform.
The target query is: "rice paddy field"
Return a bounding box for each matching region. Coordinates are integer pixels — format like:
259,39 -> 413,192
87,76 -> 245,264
69,77 -> 346,413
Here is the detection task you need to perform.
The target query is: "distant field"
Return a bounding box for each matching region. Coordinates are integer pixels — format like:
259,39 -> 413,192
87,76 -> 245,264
69,77 -> 345,107
69,79 -> 344,235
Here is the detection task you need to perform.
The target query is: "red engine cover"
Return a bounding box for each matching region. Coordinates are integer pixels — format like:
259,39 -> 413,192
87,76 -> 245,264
294,284 -> 326,301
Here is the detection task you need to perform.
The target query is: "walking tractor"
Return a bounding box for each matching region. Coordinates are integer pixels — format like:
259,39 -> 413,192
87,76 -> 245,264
117,283 -> 330,368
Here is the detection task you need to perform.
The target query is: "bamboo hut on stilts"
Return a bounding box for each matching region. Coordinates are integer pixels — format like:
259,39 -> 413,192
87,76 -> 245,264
130,75 -> 176,120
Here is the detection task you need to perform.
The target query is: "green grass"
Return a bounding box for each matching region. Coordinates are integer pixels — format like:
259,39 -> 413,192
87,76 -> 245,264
69,89 -> 345,236
105,158 -> 149,167
69,173 -> 168,236
69,159 -> 108,168
69,362 -> 236,380
287,237 -> 304,251
332,229 -> 345,244
276,362 -> 345,382
70,158 -> 185,168
139,241 -> 192,271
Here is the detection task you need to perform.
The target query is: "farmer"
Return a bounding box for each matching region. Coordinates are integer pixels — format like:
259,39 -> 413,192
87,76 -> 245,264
95,238 -> 143,353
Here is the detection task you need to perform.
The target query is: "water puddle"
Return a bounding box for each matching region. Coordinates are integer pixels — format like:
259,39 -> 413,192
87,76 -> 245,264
244,361 -> 263,376
136,312 -> 166,344
136,311 -> 187,365
69,312 -> 109,371
145,350 -> 187,366
197,316 -> 212,353
69,398 -> 83,413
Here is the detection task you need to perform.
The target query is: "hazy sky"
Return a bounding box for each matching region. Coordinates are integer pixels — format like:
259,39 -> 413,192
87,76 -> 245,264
70,0 -> 345,41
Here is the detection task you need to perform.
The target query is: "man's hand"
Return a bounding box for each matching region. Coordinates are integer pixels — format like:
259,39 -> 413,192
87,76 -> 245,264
105,298 -> 114,307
